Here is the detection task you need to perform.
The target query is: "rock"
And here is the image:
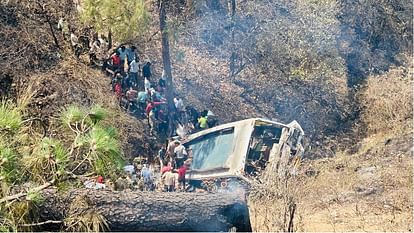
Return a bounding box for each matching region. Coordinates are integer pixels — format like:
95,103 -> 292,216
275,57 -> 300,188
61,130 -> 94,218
356,166 -> 376,179
354,184 -> 383,196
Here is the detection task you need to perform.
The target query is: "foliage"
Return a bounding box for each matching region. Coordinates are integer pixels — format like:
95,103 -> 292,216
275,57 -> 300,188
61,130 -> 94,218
0,101 -> 22,133
0,101 -> 124,231
80,0 -> 150,42
22,137 -> 69,183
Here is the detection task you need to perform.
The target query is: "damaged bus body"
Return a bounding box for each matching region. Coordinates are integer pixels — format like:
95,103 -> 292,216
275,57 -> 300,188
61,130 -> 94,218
183,118 -> 304,192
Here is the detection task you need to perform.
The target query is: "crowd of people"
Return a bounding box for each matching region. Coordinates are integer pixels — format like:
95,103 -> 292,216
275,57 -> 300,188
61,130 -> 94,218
84,138 -> 193,192
101,44 -> 220,139
65,30 -> 222,192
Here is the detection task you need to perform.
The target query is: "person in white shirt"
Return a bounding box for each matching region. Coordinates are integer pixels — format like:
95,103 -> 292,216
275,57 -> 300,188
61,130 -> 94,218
174,143 -> 187,167
129,57 -> 139,88
174,97 -> 185,122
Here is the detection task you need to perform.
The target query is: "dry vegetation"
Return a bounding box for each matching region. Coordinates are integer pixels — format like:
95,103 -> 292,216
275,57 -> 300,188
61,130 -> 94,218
249,64 -> 413,231
0,0 -> 412,231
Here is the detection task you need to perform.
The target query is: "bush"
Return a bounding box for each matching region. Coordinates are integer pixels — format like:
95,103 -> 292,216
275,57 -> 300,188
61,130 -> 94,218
359,65 -> 413,135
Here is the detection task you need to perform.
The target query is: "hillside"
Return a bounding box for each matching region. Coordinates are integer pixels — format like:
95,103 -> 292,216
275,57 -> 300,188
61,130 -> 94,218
0,0 -> 412,232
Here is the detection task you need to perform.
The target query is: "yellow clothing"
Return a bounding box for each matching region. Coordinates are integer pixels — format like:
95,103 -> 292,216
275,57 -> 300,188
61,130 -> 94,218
198,117 -> 208,129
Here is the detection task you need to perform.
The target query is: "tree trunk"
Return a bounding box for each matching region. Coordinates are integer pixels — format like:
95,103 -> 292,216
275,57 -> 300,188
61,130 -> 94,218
36,2 -> 60,49
159,0 -> 176,137
38,189 -> 252,232
107,29 -> 112,50
229,0 -> 236,78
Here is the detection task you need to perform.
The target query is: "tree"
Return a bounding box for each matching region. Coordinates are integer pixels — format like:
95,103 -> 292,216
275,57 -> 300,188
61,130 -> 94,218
80,0 -> 150,44
37,189 -> 252,232
159,0 -> 176,136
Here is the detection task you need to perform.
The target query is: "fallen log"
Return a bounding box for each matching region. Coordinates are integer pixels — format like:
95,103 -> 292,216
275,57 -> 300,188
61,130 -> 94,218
38,188 -> 252,232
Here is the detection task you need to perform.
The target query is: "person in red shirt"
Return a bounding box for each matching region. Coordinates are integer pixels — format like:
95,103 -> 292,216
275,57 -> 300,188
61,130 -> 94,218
111,51 -> 121,71
145,101 -> 166,116
114,80 -> 122,101
177,164 -> 187,191
161,161 -> 172,175
97,176 -> 104,184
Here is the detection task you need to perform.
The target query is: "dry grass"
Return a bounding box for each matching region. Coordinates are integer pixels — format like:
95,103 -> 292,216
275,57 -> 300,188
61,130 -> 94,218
25,58 -> 152,159
64,195 -> 109,232
359,64 -> 413,135
250,63 -> 413,232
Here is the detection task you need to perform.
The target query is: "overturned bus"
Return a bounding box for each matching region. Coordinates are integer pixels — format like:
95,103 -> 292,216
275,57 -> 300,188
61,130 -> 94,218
182,118 -> 304,192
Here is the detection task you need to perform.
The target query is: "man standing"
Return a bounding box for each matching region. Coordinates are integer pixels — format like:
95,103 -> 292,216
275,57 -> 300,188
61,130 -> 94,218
142,61 -> 152,80
141,164 -> 153,191
111,51 -> 121,72
174,142 -> 187,168
117,45 -> 128,65
129,57 -> 140,88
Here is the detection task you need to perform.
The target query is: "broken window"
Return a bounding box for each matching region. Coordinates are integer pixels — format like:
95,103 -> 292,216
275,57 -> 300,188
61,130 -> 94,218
245,125 -> 283,175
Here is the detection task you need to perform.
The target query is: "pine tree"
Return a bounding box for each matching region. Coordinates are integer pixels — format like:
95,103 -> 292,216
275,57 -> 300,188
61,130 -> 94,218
80,0 -> 150,42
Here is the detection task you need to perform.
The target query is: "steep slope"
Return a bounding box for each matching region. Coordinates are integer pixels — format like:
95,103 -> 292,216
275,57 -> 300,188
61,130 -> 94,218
248,65 -> 413,231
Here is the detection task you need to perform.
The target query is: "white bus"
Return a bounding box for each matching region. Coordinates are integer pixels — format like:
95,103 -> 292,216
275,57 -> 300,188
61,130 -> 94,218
182,118 -> 304,191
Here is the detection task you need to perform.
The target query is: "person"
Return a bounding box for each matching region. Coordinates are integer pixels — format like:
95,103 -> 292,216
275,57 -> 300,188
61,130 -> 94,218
114,78 -> 123,101
161,161 -> 172,175
157,106 -> 168,136
174,142 -> 187,168
98,35 -> 108,51
162,169 -> 176,192
57,17 -> 69,39
70,29 -> 80,57
129,57 -> 139,88
142,61 -> 152,80
127,46 -> 137,63
158,70 -> 166,88
97,176 -> 104,184
144,77 -> 151,92
126,87 -> 138,113
137,91 -> 149,113
117,45 -> 128,65
111,51 -> 121,72
141,164 -> 153,191
185,106 -> 199,129
145,101 -> 166,117
148,108 -> 157,136
174,97 -> 185,122
167,139 -> 180,158
122,72 -> 131,90
177,164 -> 188,191
198,114 -> 208,130
158,147 -> 166,165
